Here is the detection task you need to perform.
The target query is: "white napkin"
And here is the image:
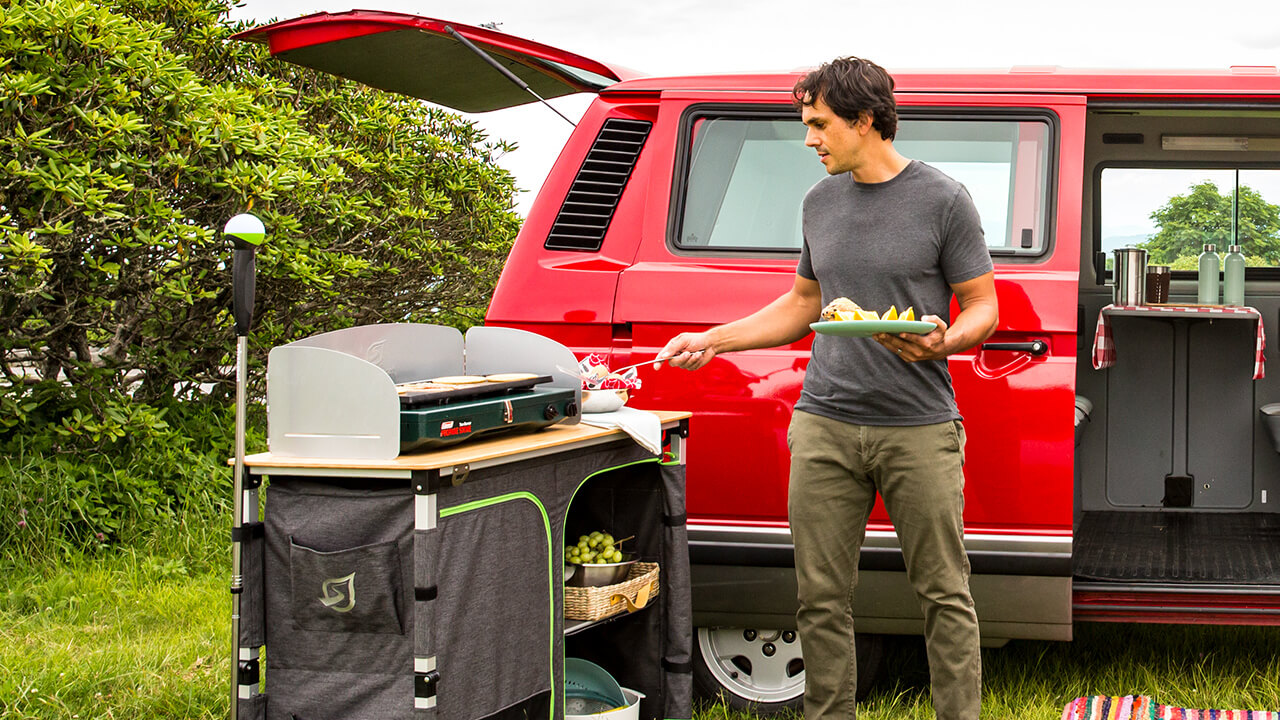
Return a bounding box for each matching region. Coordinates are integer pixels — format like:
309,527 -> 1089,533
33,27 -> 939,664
580,407 -> 663,455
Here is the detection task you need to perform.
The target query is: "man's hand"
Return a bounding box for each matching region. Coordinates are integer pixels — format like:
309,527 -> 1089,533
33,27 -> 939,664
654,333 -> 714,370
873,315 -> 948,362
652,274 -> 823,372
871,271 -> 999,363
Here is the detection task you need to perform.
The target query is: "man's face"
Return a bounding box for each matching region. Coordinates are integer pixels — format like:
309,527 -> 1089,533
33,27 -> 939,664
801,95 -> 870,175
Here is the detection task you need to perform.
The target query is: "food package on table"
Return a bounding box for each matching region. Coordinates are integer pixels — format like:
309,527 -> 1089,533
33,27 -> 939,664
577,353 -> 642,391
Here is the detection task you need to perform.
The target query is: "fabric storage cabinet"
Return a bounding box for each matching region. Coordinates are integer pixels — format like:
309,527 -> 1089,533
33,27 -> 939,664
234,411 -> 692,720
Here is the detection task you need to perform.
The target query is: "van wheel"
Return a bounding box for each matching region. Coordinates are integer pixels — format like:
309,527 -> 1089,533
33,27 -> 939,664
693,627 -> 884,715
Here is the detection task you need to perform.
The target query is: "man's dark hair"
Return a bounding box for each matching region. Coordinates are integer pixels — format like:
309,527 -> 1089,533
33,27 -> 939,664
792,56 -> 898,140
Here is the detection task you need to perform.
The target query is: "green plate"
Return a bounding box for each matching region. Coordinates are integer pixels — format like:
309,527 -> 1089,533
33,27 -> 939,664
810,320 -> 937,338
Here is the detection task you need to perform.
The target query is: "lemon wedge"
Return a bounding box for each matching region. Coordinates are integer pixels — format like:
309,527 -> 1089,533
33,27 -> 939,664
902,306 -> 915,321
855,309 -> 880,321
883,305 -> 898,321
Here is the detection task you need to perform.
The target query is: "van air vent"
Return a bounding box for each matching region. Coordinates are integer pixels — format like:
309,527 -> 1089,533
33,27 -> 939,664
544,118 -> 652,252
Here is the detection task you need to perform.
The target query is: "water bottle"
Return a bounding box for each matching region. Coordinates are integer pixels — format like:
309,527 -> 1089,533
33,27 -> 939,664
1223,244 -> 1246,306
1197,244 -> 1220,305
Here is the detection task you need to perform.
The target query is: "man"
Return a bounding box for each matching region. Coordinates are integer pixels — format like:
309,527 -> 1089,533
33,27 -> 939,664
655,56 -> 998,719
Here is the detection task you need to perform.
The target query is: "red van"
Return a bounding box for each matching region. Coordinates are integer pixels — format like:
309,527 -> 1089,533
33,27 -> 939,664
241,12 -> 1280,713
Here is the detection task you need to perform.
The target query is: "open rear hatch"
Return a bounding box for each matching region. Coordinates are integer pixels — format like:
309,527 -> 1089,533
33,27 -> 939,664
234,10 -> 634,112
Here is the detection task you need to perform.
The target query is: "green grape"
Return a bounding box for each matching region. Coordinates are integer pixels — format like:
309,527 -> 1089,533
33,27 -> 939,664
578,535 -> 590,544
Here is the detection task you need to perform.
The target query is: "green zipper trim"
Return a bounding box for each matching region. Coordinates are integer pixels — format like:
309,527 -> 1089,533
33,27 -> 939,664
566,457 -> 663,514
439,492 -> 555,718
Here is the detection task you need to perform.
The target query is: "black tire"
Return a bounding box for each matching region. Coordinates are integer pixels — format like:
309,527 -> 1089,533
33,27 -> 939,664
692,627 -> 884,715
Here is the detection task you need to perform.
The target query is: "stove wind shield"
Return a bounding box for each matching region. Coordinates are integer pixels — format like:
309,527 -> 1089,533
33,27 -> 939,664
267,324 -> 582,459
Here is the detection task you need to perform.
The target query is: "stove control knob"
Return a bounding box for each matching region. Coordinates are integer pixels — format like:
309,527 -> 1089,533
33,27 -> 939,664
564,401 -> 579,418
544,404 -> 561,421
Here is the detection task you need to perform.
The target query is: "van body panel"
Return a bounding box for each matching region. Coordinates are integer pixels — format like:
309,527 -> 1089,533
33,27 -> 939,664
950,96 -> 1086,534
234,10 -> 633,112
488,100 -> 659,329
692,564 -> 1072,640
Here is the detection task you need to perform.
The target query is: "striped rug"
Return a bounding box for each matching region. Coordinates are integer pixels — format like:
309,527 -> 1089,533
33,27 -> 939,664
1063,696 -> 1279,720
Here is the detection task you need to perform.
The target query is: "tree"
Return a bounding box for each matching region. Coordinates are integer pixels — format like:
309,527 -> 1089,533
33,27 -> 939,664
1141,180 -> 1280,265
0,0 -> 521,419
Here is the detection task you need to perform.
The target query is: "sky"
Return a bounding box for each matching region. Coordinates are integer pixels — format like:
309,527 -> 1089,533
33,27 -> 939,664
227,0 -> 1280,215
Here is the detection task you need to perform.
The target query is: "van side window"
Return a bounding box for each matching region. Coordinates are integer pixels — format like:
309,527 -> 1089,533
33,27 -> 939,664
1100,167 -> 1280,270
675,112 -> 1053,257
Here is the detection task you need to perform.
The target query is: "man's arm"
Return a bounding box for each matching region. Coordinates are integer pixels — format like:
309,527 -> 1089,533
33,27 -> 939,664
656,275 -> 823,370
876,271 -> 998,362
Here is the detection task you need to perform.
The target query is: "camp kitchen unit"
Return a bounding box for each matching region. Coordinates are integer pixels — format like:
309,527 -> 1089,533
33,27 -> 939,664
230,324 -> 693,719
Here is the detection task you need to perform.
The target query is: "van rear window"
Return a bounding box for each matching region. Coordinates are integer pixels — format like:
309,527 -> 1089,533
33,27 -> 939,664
675,113 -> 1052,257
1100,167 -> 1280,271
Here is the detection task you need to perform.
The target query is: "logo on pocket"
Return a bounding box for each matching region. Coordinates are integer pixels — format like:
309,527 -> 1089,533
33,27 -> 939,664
320,572 -> 356,613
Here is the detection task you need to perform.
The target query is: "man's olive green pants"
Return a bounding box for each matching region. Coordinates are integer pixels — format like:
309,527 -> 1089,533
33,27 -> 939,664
787,410 -> 981,719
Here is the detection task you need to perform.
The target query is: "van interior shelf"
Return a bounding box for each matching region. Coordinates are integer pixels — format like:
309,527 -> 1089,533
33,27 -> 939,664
1093,303 -> 1265,381
1102,303 -> 1261,319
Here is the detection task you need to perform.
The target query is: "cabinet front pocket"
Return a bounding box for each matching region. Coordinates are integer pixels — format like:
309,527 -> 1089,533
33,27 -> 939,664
288,537 -> 404,635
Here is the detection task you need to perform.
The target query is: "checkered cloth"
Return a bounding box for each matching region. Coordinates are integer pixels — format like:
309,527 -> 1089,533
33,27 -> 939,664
1063,695 -> 1280,720
1092,304 -> 1266,380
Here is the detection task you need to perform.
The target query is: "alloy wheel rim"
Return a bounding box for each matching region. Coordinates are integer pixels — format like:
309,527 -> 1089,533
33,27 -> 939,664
697,627 -> 805,704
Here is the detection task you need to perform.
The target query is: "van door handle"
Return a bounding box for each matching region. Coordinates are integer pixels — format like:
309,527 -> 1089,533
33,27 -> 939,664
981,340 -> 1049,356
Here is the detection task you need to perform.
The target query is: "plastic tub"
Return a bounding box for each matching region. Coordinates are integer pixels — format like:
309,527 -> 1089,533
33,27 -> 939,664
566,687 -> 644,720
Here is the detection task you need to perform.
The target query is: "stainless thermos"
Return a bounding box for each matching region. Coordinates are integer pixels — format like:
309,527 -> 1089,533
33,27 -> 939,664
1113,247 -> 1147,306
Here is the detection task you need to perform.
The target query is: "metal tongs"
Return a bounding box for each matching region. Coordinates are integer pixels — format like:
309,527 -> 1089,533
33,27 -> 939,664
557,351 -> 703,389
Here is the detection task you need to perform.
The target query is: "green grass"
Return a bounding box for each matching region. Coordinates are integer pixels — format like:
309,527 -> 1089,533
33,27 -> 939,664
0,552 -> 227,719
854,623 -> 1280,719
3,538 -> 1279,719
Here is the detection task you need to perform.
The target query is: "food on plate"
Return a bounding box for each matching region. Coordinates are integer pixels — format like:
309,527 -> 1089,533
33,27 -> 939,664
429,375 -> 487,385
820,297 -> 861,321
484,372 -> 540,382
820,297 -> 919,323
566,530 -> 629,565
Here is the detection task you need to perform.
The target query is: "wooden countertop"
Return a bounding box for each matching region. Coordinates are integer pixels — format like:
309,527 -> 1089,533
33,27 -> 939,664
240,410 -> 690,474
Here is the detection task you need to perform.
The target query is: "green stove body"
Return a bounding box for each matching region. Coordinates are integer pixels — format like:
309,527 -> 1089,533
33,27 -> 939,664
399,385 -> 579,453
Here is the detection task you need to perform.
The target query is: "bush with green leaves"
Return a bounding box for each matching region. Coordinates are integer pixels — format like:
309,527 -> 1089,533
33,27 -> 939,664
0,396 -> 253,561
1142,181 -> 1280,266
0,0 -> 520,406
0,0 -> 521,550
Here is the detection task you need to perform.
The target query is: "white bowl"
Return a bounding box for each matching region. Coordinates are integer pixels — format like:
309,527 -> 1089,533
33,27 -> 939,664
581,389 -> 627,413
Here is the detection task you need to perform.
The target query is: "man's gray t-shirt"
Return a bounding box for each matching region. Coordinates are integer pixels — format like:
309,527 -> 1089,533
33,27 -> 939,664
795,160 -> 993,426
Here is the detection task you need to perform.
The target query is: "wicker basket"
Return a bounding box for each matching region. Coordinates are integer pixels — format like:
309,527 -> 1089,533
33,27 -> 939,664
565,562 -> 660,621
